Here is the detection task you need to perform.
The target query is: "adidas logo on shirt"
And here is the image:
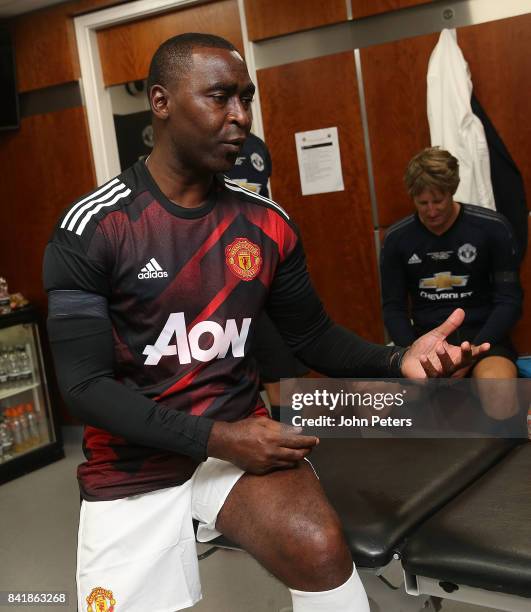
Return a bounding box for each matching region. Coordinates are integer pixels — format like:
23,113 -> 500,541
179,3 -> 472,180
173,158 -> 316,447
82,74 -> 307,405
408,253 -> 422,264
138,258 -> 168,279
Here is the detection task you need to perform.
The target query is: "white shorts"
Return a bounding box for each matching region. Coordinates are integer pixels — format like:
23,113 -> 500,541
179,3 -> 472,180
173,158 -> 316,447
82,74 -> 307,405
77,458 -> 245,612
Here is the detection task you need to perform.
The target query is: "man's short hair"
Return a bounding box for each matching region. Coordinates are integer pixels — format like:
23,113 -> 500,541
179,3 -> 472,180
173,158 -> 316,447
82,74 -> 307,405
404,147 -> 460,197
147,33 -> 238,94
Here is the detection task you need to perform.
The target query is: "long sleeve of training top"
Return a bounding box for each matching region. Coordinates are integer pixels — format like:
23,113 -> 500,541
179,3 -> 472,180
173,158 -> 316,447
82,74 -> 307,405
379,227 -> 417,347
45,292 -> 214,463
266,240 -> 406,377
470,215 -> 522,345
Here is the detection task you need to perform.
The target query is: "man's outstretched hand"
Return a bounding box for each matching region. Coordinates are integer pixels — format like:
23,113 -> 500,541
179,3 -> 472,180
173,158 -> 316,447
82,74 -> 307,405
400,308 -> 490,378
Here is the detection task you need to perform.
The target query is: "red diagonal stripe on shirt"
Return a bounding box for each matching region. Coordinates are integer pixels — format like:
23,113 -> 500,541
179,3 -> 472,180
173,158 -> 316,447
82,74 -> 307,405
155,362 -> 208,400
190,273 -> 241,327
160,207 -> 240,301
243,208 -> 297,261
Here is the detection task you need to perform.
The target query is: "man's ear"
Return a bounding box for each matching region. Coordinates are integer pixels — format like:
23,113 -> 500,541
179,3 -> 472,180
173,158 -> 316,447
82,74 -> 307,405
150,84 -> 170,120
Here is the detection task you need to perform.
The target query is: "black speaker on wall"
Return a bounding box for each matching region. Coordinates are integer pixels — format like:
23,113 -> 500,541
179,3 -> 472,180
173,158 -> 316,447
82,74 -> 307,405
0,26 -> 19,131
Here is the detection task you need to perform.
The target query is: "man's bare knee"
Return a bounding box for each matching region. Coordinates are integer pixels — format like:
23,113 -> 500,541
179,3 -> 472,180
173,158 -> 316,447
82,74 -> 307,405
473,356 -> 519,419
283,514 -> 352,588
303,524 -> 350,567
216,463 -> 352,590
472,355 -> 517,379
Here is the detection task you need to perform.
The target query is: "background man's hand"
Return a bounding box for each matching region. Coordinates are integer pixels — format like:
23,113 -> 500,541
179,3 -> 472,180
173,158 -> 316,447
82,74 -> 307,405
401,308 -> 490,378
207,416 -> 319,474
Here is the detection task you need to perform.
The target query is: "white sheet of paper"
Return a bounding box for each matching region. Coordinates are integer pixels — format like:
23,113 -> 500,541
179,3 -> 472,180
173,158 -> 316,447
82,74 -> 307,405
294,127 -> 345,196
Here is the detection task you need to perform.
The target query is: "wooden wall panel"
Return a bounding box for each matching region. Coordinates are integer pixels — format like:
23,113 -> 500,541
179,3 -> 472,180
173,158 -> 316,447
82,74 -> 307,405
13,7 -> 78,92
352,0 -> 433,20
98,0 -> 243,87
361,32 -> 436,227
13,0 -> 128,92
244,0 -> 347,41
0,107 -> 96,314
258,53 -> 384,342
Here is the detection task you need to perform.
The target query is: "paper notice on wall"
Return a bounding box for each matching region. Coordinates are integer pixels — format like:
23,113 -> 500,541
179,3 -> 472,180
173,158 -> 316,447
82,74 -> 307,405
295,127 -> 345,196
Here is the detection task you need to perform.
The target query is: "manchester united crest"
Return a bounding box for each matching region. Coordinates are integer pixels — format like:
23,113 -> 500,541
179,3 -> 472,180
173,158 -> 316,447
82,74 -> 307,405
226,238 -> 262,281
87,587 -> 116,611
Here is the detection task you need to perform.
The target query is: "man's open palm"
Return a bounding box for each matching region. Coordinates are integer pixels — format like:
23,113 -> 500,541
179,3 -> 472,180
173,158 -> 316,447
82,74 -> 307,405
401,308 -> 490,378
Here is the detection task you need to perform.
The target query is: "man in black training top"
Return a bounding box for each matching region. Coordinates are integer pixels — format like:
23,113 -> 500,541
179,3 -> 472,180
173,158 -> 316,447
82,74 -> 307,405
44,35 -> 488,612
381,147 -> 522,423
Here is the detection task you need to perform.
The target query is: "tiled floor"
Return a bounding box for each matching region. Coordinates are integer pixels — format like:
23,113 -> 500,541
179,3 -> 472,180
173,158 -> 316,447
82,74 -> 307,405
0,428 -> 501,611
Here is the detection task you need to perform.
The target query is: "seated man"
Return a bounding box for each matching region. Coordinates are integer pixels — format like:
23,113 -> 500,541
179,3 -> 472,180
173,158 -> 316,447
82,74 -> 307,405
381,147 -> 523,422
44,37 -> 488,612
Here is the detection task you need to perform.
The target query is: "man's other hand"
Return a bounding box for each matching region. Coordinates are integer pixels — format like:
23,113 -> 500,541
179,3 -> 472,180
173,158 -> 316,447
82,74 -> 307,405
400,308 -> 490,378
207,416 -> 319,474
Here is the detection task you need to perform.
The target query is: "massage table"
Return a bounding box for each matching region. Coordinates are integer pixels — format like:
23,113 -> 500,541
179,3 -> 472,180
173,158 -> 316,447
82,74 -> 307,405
201,437 -> 530,611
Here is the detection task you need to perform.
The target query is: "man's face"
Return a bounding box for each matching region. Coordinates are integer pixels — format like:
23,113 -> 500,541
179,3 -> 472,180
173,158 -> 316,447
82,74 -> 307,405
413,188 -> 456,234
159,47 -> 254,174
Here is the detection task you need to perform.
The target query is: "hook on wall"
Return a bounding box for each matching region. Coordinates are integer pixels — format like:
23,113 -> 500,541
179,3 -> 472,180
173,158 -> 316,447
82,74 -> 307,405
442,8 -> 455,21
124,80 -> 145,97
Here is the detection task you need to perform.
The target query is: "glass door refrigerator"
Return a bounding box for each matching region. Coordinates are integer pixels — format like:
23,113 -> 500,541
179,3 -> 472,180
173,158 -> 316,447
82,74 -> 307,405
0,306 -> 64,484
